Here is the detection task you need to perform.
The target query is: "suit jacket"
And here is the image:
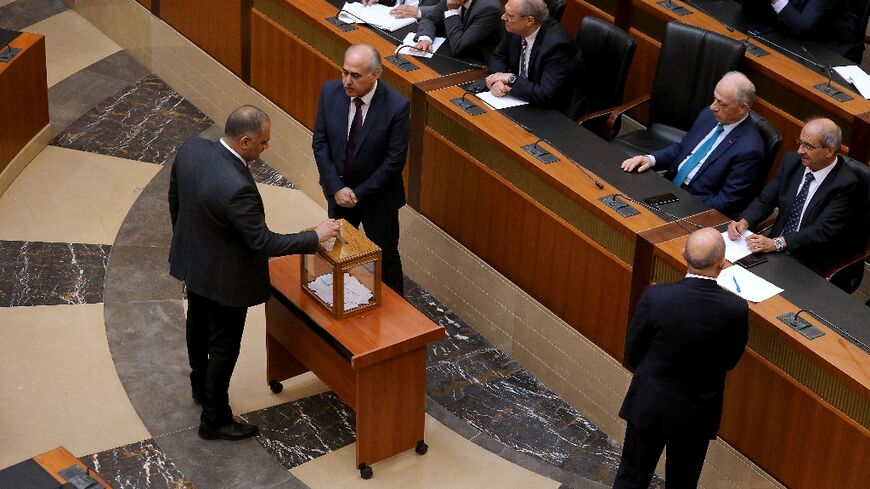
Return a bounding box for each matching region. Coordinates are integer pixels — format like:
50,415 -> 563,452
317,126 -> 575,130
312,79 -> 410,216
417,0 -> 504,64
652,109 -> 765,217
740,152 -> 860,273
775,0 -> 858,57
619,278 -> 748,439
168,138 -> 318,307
488,17 -> 581,118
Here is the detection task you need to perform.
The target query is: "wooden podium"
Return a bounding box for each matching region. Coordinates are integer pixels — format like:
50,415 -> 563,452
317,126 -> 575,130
265,254 -> 445,479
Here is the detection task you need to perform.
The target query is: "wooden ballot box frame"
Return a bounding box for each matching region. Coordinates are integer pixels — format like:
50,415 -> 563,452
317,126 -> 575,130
266,254 -> 445,479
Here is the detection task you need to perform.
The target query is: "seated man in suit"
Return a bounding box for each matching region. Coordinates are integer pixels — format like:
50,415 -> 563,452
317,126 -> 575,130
727,117 -> 860,275
413,0 -> 504,64
744,0 -> 860,61
362,0 -> 439,20
621,72 -> 766,217
485,0 -> 581,118
614,227 -> 748,489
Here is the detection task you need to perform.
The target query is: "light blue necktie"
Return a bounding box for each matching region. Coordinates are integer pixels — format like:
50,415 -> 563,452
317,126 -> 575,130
672,123 -> 724,185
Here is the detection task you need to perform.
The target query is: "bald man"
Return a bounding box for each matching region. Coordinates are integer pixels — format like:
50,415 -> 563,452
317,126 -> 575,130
728,117 -> 860,275
614,228 -> 748,488
621,72 -> 766,217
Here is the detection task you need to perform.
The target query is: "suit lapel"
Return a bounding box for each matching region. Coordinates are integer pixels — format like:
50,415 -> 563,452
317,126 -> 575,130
352,84 -> 383,160
334,88 -> 351,167
802,156 -> 842,218
216,141 -> 254,185
527,22 -> 546,79
692,117 -> 749,180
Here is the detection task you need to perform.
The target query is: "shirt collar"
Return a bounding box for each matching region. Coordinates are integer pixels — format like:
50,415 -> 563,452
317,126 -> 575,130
804,155 -> 837,181
685,272 -> 718,282
722,113 -> 748,133
219,138 -> 248,165
525,25 -> 541,44
356,80 -> 378,107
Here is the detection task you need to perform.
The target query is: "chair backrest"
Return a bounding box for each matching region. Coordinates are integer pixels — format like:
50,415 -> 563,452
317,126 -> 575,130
576,16 -> 636,118
842,156 -> 870,245
544,0 -> 567,21
748,111 -> 782,193
649,22 -> 746,133
850,0 -> 870,35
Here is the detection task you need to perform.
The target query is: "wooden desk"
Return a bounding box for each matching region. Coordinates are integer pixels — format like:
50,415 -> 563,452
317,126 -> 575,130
33,446 -> 111,488
265,255 -> 445,477
0,32 -> 48,176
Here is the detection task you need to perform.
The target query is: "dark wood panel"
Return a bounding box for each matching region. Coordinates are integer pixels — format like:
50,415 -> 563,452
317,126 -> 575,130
250,9 -> 339,130
0,33 -> 48,174
135,0 -> 152,10
421,128 -> 632,359
159,0 -> 249,79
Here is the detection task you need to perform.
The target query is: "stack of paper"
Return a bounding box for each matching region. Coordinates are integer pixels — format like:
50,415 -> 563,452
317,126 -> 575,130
307,273 -> 374,311
338,2 -> 416,32
396,32 -> 446,58
721,229 -> 752,263
833,65 -> 870,99
477,91 -> 529,110
717,265 -> 783,303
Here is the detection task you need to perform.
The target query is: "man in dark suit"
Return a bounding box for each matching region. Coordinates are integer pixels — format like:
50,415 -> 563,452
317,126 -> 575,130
413,0 -> 504,64
614,227 -> 749,489
621,72 -> 766,217
169,106 -> 340,441
728,117 -> 860,274
313,44 -> 410,294
746,0 -> 860,61
485,0 -> 581,118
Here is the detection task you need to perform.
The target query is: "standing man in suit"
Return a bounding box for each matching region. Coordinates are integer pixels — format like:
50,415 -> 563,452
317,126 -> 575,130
727,117 -> 860,274
313,44 -> 410,295
621,72 -> 766,217
614,227 -> 749,489
413,0 -> 504,64
169,106 -> 340,441
485,0 -> 581,117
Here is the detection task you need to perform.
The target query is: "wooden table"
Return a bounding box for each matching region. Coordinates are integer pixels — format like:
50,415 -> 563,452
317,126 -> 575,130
265,254 -> 445,478
1,446 -> 112,488
0,31 -> 48,176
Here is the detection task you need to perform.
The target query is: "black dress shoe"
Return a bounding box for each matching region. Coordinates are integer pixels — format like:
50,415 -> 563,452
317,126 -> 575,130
198,421 -> 259,441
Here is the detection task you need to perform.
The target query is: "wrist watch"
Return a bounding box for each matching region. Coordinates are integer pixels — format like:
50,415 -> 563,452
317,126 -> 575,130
507,74 -> 517,86
773,237 -> 784,252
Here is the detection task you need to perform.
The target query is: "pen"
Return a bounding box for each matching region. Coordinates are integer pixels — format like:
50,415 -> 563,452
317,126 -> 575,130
732,276 -> 742,293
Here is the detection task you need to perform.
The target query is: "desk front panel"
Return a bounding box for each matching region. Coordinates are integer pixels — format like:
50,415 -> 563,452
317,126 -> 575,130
0,33 -> 48,174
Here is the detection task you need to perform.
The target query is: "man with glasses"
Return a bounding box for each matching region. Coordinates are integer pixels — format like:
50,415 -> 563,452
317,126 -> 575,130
621,72 -> 765,217
727,117 -> 860,275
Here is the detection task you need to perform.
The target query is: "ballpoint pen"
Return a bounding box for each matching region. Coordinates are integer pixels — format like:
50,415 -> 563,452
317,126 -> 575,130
732,276 -> 742,293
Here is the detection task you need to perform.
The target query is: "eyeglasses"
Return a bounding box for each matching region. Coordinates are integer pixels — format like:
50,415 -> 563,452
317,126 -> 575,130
795,138 -> 824,151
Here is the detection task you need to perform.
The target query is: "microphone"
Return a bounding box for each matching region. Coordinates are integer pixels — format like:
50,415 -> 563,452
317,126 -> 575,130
610,192 -> 704,232
801,46 -> 834,87
327,7 -> 358,31
792,309 -> 869,352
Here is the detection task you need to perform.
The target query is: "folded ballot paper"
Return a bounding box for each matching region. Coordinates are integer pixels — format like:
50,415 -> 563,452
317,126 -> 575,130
833,65 -> 870,99
307,273 -> 374,312
338,2 -> 416,32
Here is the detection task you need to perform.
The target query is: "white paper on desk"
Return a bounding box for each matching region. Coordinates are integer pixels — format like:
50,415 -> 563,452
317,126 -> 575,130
476,90 -> 529,110
717,265 -> 783,303
396,32 -> 446,58
338,2 -> 416,32
307,273 -> 374,311
833,65 -> 870,99
722,229 -> 752,263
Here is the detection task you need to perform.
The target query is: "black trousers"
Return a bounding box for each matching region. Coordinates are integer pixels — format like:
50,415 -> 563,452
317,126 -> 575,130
613,421 -> 711,489
331,207 -> 404,295
186,290 -> 248,427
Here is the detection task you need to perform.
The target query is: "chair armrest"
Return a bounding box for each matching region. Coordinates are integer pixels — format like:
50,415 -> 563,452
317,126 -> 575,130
577,94 -> 651,141
823,238 -> 870,280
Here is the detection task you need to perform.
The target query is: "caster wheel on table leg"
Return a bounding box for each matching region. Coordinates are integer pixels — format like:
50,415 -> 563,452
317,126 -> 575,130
415,440 -> 428,455
268,380 -> 283,393
358,463 -> 373,480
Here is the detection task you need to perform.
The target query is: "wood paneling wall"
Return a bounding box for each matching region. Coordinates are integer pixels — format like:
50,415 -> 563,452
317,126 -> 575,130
0,34 -> 48,173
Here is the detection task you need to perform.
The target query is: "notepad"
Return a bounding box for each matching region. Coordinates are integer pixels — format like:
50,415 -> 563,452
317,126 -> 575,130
477,91 -> 529,110
717,265 -> 783,303
396,32 -> 446,58
338,2 -> 417,32
833,65 -> 870,99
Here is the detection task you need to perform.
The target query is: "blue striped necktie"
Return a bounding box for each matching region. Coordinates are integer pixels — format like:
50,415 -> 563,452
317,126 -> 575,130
673,123 -> 724,185
783,172 -> 815,234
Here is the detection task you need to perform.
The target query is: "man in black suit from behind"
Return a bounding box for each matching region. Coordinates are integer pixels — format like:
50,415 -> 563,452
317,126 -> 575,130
169,106 -> 340,441
413,0 -> 504,64
728,117 -> 860,275
313,44 -> 411,294
485,0 -> 581,118
614,227 -> 749,488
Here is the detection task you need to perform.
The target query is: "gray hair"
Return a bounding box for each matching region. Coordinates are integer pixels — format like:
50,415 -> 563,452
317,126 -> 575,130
722,71 -> 756,107
224,105 -> 270,139
519,0 -> 550,24
346,44 -> 382,74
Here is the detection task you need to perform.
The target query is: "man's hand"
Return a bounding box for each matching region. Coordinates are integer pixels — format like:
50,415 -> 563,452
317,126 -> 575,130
485,73 -> 513,97
361,0 -> 378,6
620,155 -> 653,173
334,187 -> 358,208
745,233 -> 777,253
391,4 -> 419,18
314,219 -> 341,242
726,219 -> 749,241
413,39 -> 433,53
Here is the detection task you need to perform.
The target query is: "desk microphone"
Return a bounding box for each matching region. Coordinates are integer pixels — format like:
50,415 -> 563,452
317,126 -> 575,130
793,309 -> 868,352
801,46 -> 834,87
611,193 -> 703,231
530,138 -> 604,189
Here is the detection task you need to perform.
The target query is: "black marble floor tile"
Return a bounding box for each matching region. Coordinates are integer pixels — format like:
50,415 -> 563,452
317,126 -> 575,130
82,438 -> 194,489
0,0 -> 67,31
52,75 -> 213,166
0,240 -> 109,307
113,164 -> 172,248
241,391 -> 356,470
250,159 -> 296,189
156,426 -> 300,489
103,244 -> 181,303
49,51 -> 151,134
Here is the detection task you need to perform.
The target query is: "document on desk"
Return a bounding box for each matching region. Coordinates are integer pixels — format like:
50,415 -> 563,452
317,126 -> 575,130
477,91 -> 529,110
722,229 -> 752,263
833,65 -> 870,99
338,2 -> 416,32
717,265 -> 783,303
396,33 -> 446,58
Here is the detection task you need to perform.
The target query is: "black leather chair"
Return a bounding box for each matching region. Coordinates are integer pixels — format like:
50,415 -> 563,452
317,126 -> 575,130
544,0 -> 566,21
573,16 -> 637,140
847,0 -> 870,62
748,111 -> 782,196
826,157 -> 870,294
604,22 -> 745,156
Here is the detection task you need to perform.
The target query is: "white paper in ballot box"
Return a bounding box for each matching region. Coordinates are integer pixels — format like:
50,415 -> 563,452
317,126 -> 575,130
308,273 -> 374,312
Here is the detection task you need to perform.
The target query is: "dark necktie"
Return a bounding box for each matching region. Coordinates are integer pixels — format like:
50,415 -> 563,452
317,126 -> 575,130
344,97 -> 364,184
673,123 -> 724,185
783,172 -> 815,234
520,37 -> 528,78
460,5 -> 467,23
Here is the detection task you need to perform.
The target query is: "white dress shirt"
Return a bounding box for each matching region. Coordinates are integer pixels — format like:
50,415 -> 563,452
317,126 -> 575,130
794,156 -> 837,227
220,138 -> 248,166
